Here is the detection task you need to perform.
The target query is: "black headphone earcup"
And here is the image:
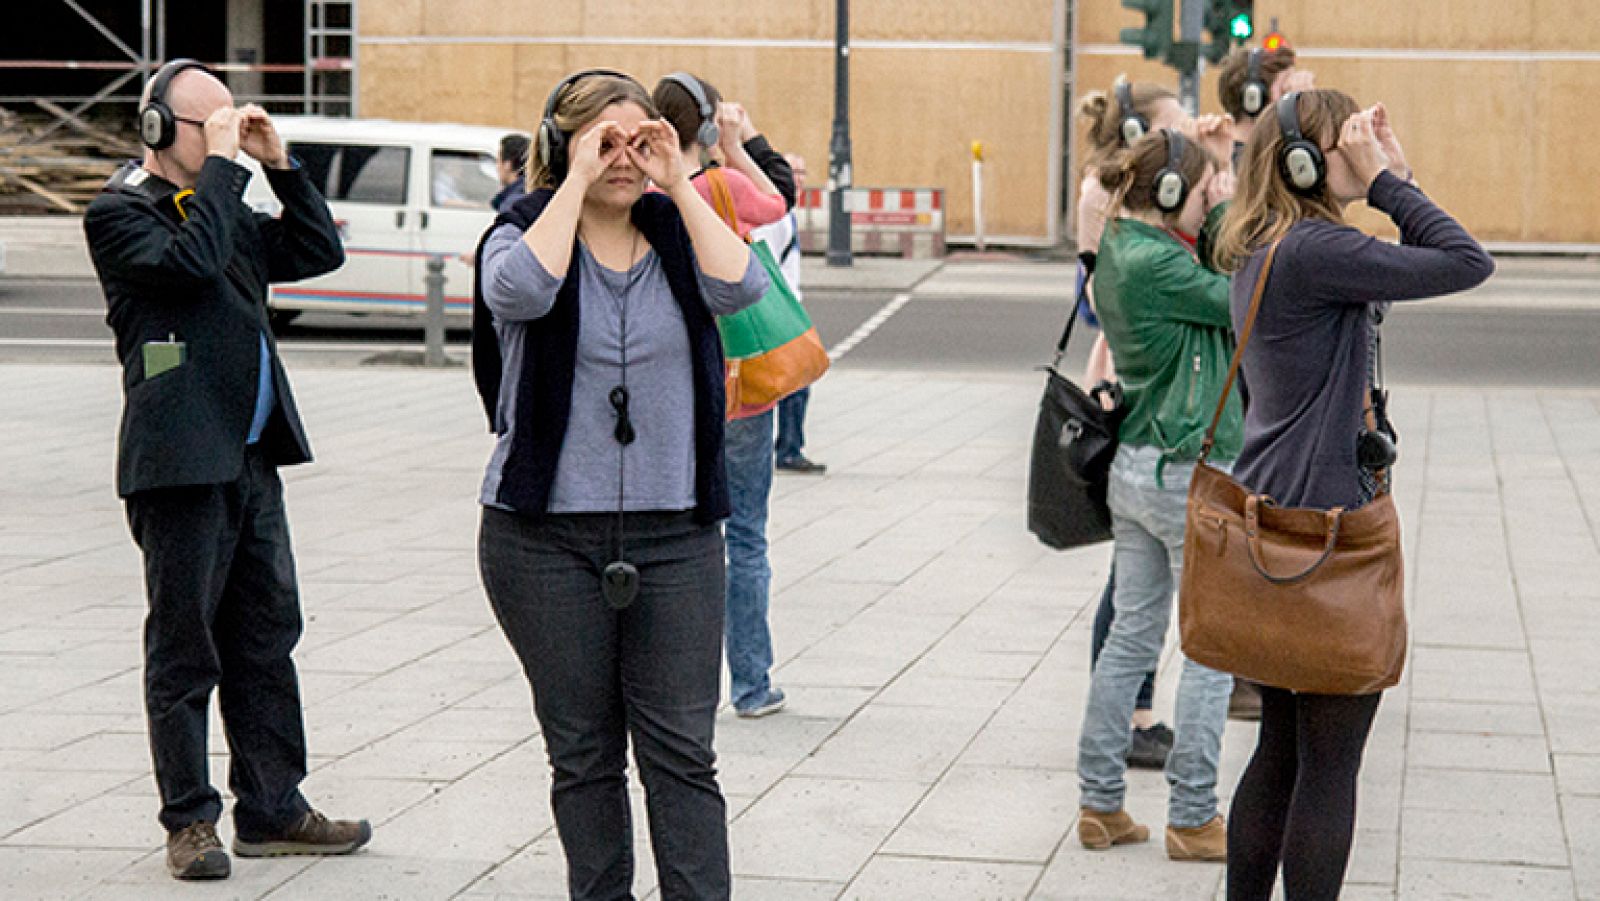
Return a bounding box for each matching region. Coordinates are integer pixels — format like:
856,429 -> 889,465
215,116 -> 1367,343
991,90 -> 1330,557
538,119 -> 567,182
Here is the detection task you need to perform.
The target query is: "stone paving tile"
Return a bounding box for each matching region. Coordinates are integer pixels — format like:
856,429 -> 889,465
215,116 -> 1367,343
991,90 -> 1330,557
880,765 -> 1075,862
1396,859 -> 1577,899
1401,807 -> 1570,868
843,856 -> 1042,900
729,777 -> 928,883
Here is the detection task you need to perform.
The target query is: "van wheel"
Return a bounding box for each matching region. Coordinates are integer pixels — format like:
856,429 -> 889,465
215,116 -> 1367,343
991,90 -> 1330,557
269,309 -> 301,332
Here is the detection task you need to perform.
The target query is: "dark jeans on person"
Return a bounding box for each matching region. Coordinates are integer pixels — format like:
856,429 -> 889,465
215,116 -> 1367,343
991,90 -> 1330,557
124,447 -> 312,839
774,386 -> 810,464
1088,566 -> 1156,712
1227,686 -> 1383,900
478,507 -> 730,901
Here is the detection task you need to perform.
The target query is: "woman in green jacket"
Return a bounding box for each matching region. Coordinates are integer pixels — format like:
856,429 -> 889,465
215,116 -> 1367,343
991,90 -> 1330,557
1075,119 -> 1242,863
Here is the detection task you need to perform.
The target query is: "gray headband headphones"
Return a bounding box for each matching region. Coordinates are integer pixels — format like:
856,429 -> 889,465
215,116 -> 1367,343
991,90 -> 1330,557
1276,91 -> 1327,194
662,72 -> 721,149
1153,129 -> 1191,213
1241,48 -> 1269,117
1115,81 -> 1148,147
138,58 -> 214,150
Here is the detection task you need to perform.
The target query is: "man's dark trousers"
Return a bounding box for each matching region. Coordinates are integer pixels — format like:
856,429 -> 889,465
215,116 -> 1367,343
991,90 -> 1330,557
125,447 -> 311,838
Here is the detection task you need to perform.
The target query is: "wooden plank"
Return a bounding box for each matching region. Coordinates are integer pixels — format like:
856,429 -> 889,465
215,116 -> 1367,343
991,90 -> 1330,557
0,170 -> 82,213
32,99 -> 140,156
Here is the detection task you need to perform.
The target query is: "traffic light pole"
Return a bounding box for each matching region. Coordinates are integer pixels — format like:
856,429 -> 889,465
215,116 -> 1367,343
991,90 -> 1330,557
827,0 -> 853,267
1178,0 -> 1204,116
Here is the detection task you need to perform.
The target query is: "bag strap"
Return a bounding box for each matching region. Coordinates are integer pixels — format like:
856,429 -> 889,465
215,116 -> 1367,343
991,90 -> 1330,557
704,168 -> 744,239
1050,260 -> 1090,368
1199,238 -> 1281,464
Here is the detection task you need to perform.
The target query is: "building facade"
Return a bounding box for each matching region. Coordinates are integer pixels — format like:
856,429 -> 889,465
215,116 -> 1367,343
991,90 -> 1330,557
357,1 -> 1600,249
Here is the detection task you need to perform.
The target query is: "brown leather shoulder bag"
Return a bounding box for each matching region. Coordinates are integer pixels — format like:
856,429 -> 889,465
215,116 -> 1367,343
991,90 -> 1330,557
1178,241 -> 1407,695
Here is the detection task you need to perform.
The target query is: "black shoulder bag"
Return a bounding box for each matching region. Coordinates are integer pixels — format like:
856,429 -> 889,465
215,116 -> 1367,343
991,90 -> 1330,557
1026,260 -> 1127,550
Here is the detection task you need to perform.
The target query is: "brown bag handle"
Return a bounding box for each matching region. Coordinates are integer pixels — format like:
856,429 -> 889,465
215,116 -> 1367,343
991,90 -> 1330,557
1244,496 -> 1346,583
1199,239 -> 1280,465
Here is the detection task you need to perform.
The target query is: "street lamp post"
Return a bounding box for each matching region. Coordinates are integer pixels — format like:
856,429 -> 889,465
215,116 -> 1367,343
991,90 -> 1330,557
827,0 -> 853,267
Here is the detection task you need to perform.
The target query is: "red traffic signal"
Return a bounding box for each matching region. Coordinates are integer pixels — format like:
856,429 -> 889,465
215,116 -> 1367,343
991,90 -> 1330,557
1262,31 -> 1288,51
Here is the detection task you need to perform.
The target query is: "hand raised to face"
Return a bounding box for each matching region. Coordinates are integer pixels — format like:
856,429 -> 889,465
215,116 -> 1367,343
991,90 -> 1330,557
1337,109 -> 1391,189
626,119 -> 689,189
568,121 -> 632,186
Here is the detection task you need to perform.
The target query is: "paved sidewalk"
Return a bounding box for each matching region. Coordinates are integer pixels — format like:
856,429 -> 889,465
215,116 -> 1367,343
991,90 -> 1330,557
2,361 -> 1597,899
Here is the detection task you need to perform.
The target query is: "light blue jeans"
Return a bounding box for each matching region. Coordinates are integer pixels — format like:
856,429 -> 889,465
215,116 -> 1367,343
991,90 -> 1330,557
723,409 -> 776,711
1078,444 -> 1234,829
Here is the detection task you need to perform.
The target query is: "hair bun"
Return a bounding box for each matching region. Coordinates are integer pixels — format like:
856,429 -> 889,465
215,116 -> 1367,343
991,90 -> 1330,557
1077,91 -> 1109,122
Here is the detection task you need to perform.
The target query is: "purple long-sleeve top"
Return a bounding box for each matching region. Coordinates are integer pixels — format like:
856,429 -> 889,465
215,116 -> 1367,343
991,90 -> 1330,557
1229,171 -> 1495,510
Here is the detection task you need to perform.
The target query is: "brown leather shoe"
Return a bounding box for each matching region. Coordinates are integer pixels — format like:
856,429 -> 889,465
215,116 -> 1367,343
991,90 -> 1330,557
232,809 -> 372,858
1078,807 -> 1150,850
167,821 -> 230,880
1166,814 -> 1228,862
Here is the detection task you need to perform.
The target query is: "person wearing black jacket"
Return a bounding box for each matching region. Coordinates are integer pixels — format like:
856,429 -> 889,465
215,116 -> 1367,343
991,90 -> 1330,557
82,60 -> 369,882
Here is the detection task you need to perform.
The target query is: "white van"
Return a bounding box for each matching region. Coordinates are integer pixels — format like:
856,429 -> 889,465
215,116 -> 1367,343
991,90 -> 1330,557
242,116 -> 521,326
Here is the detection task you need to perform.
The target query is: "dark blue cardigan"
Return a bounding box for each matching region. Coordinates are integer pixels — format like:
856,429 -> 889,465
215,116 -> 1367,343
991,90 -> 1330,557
470,188 -> 730,523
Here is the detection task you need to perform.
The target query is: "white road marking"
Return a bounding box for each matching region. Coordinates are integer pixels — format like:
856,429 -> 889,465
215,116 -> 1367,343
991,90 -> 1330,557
827,292 -> 912,362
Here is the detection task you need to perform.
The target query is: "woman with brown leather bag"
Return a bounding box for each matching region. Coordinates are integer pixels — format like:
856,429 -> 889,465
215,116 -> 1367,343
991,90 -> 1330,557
1211,90 -> 1493,899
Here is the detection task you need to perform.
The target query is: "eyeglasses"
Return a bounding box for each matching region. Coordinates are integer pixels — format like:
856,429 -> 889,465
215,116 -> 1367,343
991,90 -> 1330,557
174,116 -> 207,129
609,386 -> 636,446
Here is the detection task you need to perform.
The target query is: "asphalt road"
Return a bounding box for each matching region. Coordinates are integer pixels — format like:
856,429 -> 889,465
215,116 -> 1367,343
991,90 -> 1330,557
2,275 -> 1596,388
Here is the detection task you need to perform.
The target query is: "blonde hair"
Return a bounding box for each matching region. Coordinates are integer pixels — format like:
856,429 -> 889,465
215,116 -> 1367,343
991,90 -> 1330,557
1098,129 -> 1216,226
528,73 -> 658,190
1215,89 -> 1361,271
1077,79 -> 1178,174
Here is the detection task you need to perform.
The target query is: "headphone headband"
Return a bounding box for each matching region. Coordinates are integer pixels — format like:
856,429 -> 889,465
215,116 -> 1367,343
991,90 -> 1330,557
661,72 -> 721,149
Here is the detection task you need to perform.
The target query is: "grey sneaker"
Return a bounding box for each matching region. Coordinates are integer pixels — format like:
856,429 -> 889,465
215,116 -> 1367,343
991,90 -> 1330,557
233,810 -> 372,858
736,688 -> 787,718
167,821 -> 230,880
1127,722 -> 1174,770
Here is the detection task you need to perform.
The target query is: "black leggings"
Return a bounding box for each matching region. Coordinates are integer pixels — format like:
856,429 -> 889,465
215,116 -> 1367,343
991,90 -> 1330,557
1226,686 -> 1382,901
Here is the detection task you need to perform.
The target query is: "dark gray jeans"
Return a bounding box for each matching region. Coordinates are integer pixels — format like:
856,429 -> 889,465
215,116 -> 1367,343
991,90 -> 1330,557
124,447 -> 311,839
478,507 -> 730,901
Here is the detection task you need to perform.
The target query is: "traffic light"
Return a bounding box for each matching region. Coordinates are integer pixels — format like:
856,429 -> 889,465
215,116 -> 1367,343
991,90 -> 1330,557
1203,1 -> 1254,64
1120,0 -> 1174,62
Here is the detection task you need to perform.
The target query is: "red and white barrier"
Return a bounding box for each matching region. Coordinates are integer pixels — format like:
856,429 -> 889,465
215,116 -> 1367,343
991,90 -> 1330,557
795,187 -> 946,260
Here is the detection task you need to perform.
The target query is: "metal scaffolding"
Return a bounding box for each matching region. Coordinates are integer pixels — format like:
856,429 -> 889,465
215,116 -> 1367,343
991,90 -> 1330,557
0,0 -> 356,128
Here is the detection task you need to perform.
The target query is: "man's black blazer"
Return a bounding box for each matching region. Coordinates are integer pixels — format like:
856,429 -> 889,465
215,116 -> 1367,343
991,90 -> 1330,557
84,156 -> 344,497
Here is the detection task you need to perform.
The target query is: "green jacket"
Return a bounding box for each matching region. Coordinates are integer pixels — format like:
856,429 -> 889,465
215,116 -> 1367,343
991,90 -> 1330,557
1094,205 -> 1242,469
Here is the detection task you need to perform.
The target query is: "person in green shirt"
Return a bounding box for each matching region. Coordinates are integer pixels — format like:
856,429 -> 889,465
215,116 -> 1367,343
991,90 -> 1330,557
1074,117 -> 1241,864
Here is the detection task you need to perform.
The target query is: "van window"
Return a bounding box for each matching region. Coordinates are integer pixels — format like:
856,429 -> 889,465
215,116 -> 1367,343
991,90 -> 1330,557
431,150 -> 500,209
289,142 -> 410,205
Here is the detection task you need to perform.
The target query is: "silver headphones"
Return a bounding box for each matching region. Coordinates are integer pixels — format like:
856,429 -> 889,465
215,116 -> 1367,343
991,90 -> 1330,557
138,58 -> 213,150
1276,91 -> 1327,194
1153,129 -> 1191,213
1240,48 -> 1269,117
661,72 -> 721,148
1115,81 -> 1148,147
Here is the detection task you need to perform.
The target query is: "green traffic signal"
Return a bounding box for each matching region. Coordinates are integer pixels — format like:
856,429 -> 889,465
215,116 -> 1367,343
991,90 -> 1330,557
1230,12 -> 1253,39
